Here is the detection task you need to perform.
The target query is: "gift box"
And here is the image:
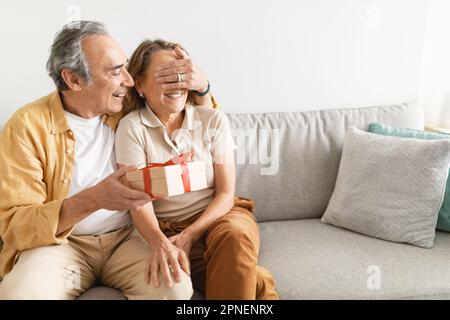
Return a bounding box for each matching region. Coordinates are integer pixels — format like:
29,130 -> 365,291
125,152 -> 208,197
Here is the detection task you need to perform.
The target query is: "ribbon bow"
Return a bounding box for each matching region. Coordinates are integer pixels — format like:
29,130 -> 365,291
142,151 -> 193,197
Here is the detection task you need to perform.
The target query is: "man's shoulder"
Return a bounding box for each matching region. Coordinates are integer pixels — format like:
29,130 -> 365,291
4,92 -> 55,132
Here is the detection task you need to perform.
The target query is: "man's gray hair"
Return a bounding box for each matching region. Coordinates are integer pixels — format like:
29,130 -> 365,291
46,20 -> 109,91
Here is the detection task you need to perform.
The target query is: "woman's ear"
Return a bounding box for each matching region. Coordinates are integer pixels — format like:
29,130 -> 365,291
60,69 -> 83,91
134,77 -> 143,95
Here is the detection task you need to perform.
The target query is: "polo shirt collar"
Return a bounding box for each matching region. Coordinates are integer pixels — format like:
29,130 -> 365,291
140,103 -> 202,131
140,102 -> 163,128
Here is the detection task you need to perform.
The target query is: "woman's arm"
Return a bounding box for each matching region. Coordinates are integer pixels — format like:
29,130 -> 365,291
131,204 -> 190,288
118,164 -> 190,288
129,202 -> 164,247
169,151 -> 236,253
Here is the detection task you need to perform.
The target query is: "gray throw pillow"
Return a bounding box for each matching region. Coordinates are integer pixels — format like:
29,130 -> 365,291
321,127 -> 450,248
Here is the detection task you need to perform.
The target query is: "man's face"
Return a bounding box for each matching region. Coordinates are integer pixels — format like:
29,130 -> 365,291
78,35 -> 134,115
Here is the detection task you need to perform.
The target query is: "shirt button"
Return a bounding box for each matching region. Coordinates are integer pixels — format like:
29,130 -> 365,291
63,177 -> 69,184
66,148 -> 73,154
68,131 -> 73,136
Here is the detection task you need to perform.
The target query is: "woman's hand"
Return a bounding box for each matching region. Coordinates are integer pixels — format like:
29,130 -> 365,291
145,236 -> 191,288
168,230 -> 196,260
154,46 -> 209,92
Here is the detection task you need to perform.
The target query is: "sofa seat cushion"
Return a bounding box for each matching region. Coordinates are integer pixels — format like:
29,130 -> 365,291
77,287 -> 204,300
77,286 -> 126,300
258,219 -> 450,299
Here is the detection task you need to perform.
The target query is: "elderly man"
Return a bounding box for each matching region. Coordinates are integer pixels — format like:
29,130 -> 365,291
0,20 -> 215,299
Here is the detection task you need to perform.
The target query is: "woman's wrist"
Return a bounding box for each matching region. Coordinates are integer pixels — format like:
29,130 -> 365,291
180,227 -> 201,243
194,81 -> 210,97
145,230 -> 168,247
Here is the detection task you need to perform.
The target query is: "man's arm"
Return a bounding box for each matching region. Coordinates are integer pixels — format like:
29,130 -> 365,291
57,166 -> 152,235
57,188 -> 98,236
0,125 -> 70,250
0,124 -> 152,249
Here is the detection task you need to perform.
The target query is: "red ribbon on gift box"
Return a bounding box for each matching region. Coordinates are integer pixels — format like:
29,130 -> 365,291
142,151 -> 193,197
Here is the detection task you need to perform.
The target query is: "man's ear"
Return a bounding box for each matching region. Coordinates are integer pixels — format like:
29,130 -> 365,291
60,69 -> 83,91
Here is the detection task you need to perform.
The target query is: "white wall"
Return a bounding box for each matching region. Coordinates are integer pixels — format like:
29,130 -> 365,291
418,0 -> 450,126
0,0 -> 436,125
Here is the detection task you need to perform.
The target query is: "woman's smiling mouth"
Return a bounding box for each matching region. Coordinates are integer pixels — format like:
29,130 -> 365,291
164,92 -> 184,99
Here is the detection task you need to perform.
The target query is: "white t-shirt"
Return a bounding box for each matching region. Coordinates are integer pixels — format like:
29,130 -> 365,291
64,111 -> 131,235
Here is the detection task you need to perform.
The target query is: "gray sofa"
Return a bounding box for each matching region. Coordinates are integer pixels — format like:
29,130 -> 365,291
5,103 -> 450,299
227,102 -> 450,300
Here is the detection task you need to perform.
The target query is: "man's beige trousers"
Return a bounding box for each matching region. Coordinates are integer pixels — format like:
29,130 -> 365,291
0,225 -> 192,299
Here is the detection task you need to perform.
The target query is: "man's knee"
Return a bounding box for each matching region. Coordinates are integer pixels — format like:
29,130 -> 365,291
0,272 -> 61,300
128,272 -> 194,300
162,276 -> 194,300
0,277 -> 23,299
0,245 -> 86,300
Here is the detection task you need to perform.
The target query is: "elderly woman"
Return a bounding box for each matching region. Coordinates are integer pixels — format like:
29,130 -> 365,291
115,39 -> 278,300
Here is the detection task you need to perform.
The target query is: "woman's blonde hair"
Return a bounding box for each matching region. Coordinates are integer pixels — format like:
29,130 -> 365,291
124,39 -> 195,114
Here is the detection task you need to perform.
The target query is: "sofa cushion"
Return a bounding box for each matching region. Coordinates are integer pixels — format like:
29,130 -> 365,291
227,103 -> 424,222
368,122 -> 450,232
321,127 -> 450,248
258,219 -> 450,299
76,287 -> 204,300
77,286 -> 126,300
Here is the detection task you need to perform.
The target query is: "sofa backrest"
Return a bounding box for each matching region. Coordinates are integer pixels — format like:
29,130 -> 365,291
227,103 -> 424,222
